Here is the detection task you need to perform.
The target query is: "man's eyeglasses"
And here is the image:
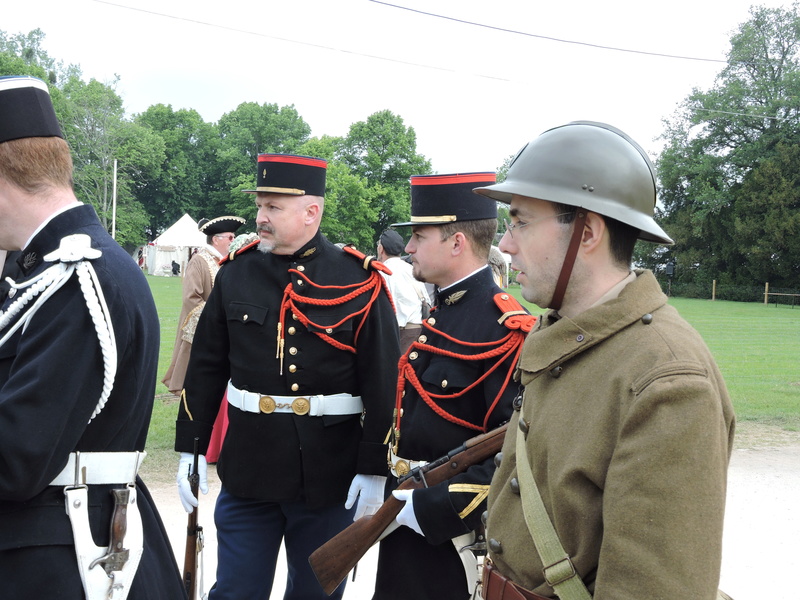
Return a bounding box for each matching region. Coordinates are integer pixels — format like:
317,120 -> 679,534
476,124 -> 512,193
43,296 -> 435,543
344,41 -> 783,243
214,234 -> 235,242
503,213 -> 571,238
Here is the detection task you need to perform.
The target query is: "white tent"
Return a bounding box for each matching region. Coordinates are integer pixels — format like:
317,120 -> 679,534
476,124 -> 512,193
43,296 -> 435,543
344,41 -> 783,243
145,214 -> 207,276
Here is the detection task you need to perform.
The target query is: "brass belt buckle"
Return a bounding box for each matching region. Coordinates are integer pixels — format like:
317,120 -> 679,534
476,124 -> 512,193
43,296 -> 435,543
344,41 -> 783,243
292,397 -> 310,415
259,395 -> 276,414
395,459 -> 410,477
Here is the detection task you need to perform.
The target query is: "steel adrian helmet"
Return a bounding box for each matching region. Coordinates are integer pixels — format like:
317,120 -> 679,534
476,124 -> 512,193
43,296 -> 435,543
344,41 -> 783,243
474,121 -> 673,245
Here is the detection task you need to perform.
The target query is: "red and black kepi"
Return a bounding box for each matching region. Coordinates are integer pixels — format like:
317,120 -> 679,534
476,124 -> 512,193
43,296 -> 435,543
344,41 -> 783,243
392,172 -> 498,227
0,76 -> 63,144
244,153 -> 327,197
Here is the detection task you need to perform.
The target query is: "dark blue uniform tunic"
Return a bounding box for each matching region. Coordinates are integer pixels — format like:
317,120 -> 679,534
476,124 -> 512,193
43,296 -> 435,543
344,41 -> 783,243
374,266 -> 531,600
176,230 -> 400,599
0,205 -> 186,599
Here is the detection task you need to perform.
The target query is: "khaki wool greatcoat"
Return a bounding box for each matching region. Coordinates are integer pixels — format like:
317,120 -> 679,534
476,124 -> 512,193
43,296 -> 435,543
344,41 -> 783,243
486,270 -> 735,600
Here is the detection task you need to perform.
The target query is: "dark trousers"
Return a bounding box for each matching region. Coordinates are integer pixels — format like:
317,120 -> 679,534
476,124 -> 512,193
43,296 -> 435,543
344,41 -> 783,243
210,486 -> 355,600
374,525 -> 470,600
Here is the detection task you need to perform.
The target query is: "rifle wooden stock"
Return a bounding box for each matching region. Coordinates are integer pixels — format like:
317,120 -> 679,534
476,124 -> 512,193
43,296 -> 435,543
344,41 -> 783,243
309,422 -> 508,596
183,438 -> 202,599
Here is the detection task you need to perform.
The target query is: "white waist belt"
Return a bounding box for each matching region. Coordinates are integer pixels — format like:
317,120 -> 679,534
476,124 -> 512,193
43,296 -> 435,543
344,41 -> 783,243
388,446 -> 428,478
50,451 -> 146,486
227,381 -> 363,417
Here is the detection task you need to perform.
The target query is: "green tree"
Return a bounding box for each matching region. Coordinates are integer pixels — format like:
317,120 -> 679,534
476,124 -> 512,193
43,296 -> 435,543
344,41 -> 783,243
734,142 -> 800,284
299,135 -> 376,249
135,104 -> 220,235
337,110 -> 432,241
213,102 -> 312,219
60,76 -> 162,246
0,28 -> 80,84
657,3 -> 800,289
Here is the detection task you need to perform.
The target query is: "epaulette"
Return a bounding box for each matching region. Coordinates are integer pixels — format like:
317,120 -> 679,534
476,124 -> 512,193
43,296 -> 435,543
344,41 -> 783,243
493,292 -> 536,332
220,239 -> 260,265
342,244 -> 392,275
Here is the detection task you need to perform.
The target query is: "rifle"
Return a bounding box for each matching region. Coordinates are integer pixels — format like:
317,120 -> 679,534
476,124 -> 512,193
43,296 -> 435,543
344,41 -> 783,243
183,437 -> 203,599
309,422 -> 508,596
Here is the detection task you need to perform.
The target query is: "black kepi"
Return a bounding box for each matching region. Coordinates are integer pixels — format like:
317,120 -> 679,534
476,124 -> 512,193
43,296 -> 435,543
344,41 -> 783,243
244,154 -> 327,196
392,172 -> 498,227
0,75 -> 63,143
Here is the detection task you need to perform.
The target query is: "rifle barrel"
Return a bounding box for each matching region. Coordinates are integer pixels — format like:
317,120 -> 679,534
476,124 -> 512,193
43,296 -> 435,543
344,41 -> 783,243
309,422 -> 508,595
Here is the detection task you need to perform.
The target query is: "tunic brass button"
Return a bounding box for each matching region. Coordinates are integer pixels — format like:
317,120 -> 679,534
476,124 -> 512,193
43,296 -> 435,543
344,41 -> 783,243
641,313 -> 653,324
427,317 -> 436,326
243,314 -> 248,321
510,477 -> 520,495
297,279 -> 304,286
494,452 -> 503,468
481,510 -> 488,526
418,335 -> 427,344
518,418 -> 529,435
288,364 -> 297,373
289,347 -> 298,355
409,351 -> 418,360
512,394 -> 523,410
288,326 -> 296,335
441,379 -> 448,389
325,328 -> 333,334
291,383 -> 299,392
297,265 -> 305,272
292,313 -> 299,321
576,334 -> 584,342
488,539 -> 503,554
549,365 -> 563,378
501,294 -> 509,300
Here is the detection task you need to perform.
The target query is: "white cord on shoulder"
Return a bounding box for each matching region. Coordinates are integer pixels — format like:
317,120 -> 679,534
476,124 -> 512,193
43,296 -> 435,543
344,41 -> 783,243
0,234 -> 117,423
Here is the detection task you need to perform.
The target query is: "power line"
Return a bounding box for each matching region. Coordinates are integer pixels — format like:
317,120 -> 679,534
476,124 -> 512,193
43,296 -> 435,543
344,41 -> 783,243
368,0 -> 730,65
694,107 -> 786,121
90,0 -> 510,82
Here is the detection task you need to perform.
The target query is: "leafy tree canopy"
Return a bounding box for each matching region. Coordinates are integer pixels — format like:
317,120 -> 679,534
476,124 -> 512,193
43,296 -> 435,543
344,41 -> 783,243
656,3 -> 800,288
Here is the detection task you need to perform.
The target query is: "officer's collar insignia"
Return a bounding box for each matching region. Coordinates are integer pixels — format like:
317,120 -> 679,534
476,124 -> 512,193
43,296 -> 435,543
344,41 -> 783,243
299,247 -> 316,259
22,252 -> 38,270
444,290 -> 468,305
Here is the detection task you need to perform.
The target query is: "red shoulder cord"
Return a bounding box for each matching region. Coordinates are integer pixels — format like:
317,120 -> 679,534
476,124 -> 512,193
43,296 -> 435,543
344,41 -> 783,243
275,264 -> 393,374
393,294 -> 536,439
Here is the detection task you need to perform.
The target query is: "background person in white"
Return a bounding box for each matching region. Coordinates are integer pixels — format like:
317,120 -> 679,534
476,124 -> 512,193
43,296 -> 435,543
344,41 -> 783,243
377,229 -> 430,352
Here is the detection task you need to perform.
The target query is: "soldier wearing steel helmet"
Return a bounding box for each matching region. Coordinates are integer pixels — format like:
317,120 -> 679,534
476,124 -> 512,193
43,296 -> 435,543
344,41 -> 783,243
475,121 -> 734,600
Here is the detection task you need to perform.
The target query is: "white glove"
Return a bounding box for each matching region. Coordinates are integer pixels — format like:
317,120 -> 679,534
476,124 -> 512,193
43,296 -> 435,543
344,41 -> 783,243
392,488 -> 423,536
345,474 -> 386,521
177,452 -> 209,514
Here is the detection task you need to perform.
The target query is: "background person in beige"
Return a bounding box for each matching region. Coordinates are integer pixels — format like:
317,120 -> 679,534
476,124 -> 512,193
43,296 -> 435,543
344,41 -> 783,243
163,216 -> 245,463
475,121 -> 734,600
162,215 -> 245,395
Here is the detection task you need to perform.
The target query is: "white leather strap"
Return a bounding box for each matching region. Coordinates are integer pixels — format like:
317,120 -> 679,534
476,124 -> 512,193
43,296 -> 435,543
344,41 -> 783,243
226,381 -> 363,416
50,451 -> 145,486
388,446 -> 428,478
65,485 -> 143,600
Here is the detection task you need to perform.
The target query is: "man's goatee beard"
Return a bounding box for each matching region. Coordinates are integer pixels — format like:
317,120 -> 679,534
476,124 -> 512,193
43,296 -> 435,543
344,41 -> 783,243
258,239 -> 275,253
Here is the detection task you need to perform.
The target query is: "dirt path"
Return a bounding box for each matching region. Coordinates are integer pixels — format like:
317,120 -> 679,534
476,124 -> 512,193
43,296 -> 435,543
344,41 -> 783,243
148,423 -> 800,599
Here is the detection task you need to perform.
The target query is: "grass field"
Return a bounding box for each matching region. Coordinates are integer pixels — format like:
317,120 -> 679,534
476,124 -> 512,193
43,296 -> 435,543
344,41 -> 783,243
144,275 -> 800,466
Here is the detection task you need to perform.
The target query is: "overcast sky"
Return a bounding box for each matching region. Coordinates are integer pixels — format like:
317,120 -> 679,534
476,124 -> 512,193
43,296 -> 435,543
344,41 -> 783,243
3,0 -> 789,174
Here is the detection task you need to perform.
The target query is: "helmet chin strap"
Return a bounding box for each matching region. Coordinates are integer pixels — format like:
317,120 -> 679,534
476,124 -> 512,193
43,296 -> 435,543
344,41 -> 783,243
549,210 -> 587,311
